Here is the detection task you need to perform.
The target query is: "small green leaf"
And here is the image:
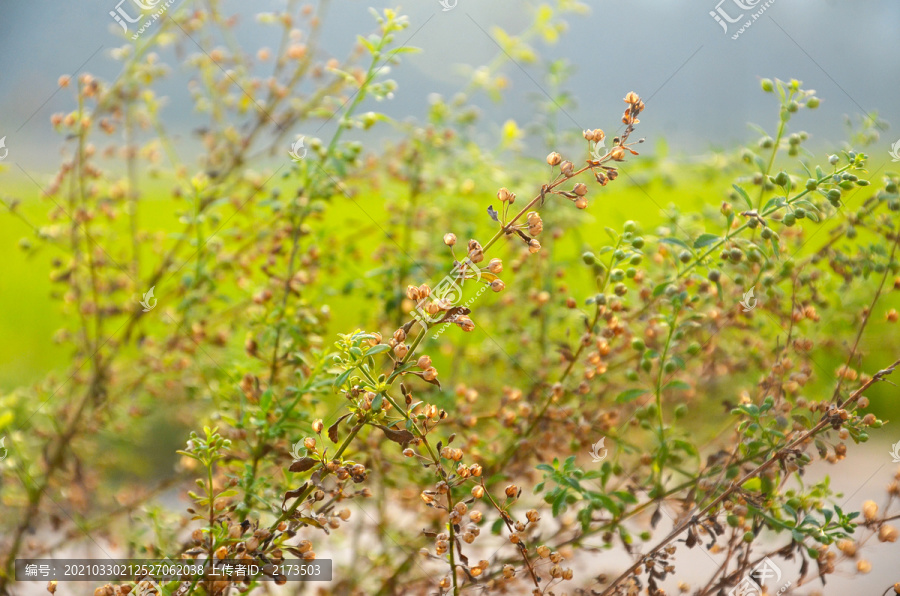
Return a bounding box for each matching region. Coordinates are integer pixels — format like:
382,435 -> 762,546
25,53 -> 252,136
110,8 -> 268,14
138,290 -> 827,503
733,184 -> 753,209
616,389 -> 647,404
259,389 -> 273,413
364,344 -> 392,357
693,233 -> 720,249
660,237 -> 690,249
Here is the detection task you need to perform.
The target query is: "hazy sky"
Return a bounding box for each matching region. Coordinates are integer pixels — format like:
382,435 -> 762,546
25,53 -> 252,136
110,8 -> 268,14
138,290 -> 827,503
1,0 -> 899,171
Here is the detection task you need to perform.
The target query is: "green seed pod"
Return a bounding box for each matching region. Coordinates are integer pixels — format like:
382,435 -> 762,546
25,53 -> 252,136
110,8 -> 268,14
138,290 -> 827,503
631,338 -> 645,351
775,171 -> 789,187
761,227 -> 772,239
582,251 -> 596,265
828,154 -> 839,165
708,270 -> 721,282
623,220 -> 638,233
679,250 -> 692,263
760,78 -> 774,92
827,189 -> 842,201
610,269 -> 625,282
806,97 -> 820,109
783,213 -> 796,226
806,179 -> 818,191
631,237 -> 644,249
794,208 -> 806,219
748,218 -> 759,229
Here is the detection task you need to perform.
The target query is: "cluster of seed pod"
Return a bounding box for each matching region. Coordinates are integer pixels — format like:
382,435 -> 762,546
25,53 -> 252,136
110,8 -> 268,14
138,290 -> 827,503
534,544 -> 574,583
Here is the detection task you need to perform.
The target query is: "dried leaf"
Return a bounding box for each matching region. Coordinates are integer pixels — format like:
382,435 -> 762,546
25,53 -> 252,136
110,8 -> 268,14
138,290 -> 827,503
651,507 -> 662,529
328,413 -> 352,444
281,482 -> 309,511
437,306 -> 470,324
487,205 -> 499,222
289,457 -> 318,473
375,424 -> 416,445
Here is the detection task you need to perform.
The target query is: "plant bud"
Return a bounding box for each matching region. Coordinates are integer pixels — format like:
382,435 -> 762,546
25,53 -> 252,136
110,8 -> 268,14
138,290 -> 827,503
863,500 -> 878,521
546,152 -> 562,166
443,233 -> 457,246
